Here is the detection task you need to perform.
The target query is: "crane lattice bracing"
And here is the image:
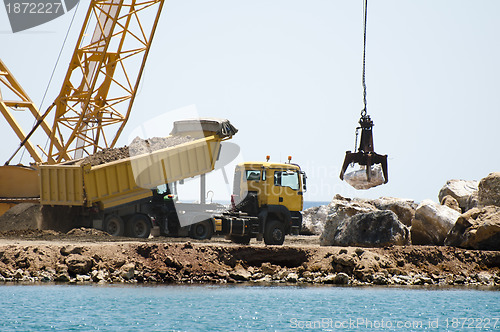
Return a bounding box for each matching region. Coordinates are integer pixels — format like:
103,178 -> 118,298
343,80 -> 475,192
0,59 -> 67,164
47,0 -> 164,163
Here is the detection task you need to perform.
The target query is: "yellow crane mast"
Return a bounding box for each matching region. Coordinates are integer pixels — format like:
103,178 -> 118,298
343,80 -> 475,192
47,0 -> 165,163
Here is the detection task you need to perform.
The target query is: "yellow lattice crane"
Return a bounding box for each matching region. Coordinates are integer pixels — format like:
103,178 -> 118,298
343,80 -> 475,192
0,0 -> 164,165
0,0 -> 165,211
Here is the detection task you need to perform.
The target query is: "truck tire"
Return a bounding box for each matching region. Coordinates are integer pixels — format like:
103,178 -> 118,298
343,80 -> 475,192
126,214 -> 151,238
229,235 -> 251,245
189,220 -> 213,240
264,219 -> 285,245
104,215 -> 125,237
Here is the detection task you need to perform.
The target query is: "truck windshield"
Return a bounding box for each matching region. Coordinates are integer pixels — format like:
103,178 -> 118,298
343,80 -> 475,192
274,171 -> 299,190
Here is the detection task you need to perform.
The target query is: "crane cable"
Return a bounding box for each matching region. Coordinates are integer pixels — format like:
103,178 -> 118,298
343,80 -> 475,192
354,0 -> 369,153
361,0 -> 368,118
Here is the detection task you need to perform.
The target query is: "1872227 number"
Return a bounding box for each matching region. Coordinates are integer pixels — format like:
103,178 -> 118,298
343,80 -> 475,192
445,317 -> 499,329
6,2 -> 63,14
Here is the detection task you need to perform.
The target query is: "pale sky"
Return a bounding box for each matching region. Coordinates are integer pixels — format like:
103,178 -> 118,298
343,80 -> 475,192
1,1 -> 499,203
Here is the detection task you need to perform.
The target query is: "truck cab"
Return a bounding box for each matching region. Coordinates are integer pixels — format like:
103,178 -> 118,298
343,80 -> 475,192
218,158 -> 306,245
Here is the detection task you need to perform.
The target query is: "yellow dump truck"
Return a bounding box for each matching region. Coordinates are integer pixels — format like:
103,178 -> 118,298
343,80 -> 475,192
39,119 -> 237,238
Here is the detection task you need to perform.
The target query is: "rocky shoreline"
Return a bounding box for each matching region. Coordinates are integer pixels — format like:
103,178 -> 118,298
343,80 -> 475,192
0,236 -> 499,287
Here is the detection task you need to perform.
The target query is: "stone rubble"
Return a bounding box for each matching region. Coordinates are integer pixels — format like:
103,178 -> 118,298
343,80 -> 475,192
0,242 -> 498,287
306,172 -> 500,250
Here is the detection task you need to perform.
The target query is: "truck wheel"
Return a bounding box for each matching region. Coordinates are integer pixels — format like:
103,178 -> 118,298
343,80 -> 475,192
229,235 -> 251,245
264,220 -> 285,245
189,220 -> 213,240
104,215 -> 125,237
127,214 -> 151,238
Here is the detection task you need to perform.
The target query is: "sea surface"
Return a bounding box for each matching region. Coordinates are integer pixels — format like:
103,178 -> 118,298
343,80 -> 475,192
214,201 -> 328,210
303,201 -> 329,210
0,285 -> 498,331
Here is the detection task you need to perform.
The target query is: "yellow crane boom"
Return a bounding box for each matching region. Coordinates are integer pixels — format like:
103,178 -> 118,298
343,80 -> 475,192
47,0 -> 165,163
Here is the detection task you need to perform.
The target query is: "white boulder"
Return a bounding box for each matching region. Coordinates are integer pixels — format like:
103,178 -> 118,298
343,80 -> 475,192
478,172 -> 500,207
344,164 -> 385,190
438,179 -> 478,212
411,199 -> 461,245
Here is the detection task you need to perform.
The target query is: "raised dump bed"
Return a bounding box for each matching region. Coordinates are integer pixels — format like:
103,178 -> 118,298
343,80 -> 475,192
39,119 -> 237,210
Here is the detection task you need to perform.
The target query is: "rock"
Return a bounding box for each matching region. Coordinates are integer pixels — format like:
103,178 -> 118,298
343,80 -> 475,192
344,164 -> 385,190
333,272 -> 349,285
230,263 -> 251,281
91,270 -> 107,282
302,205 -> 328,235
65,254 -> 93,275
413,275 -> 434,285
332,253 -> 358,273
54,273 -> 70,282
441,195 -> 461,213
466,192 -> 479,211
55,263 -> 68,274
322,274 -> 336,284
60,246 -> 85,256
285,272 -> 299,283
438,179 -> 479,212
411,200 -> 461,245
76,274 -> 92,282
478,173 -> 500,207
372,197 -> 417,227
255,275 -> 272,283
319,196 -> 377,245
120,263 -> 135,280
260,262 -> 278,275
0,267 -> 12,278
13,269 -> 24,279
322,210 -> 410,247
372,272 -> 388,285
476,272 -> 492,284
164,256 -> 183,270
353,252 -> 389,281
444,206 -> 500,250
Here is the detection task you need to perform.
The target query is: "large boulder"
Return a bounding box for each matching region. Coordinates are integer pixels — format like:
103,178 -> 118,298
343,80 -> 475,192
321,210 -> 410,247
411,200 -> 461,245
444,206 -> 500,250
438,179 -> 478,212
302,205 -> 330,235
371,197 -> 417,227
478,173 -> 500,207
319,195 -> 376,241
65,254 -> 93,275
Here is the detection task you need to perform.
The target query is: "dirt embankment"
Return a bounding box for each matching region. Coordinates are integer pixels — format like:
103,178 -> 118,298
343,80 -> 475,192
0,230 -> 498,287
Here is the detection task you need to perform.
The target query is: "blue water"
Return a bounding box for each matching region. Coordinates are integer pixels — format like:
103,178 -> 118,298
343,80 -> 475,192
0,285 -> 498,331
214,201 -> 328,210
304,201 -> 329,210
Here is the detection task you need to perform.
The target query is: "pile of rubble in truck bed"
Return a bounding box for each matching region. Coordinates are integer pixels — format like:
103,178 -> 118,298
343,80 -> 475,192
76,135 -> 195,166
